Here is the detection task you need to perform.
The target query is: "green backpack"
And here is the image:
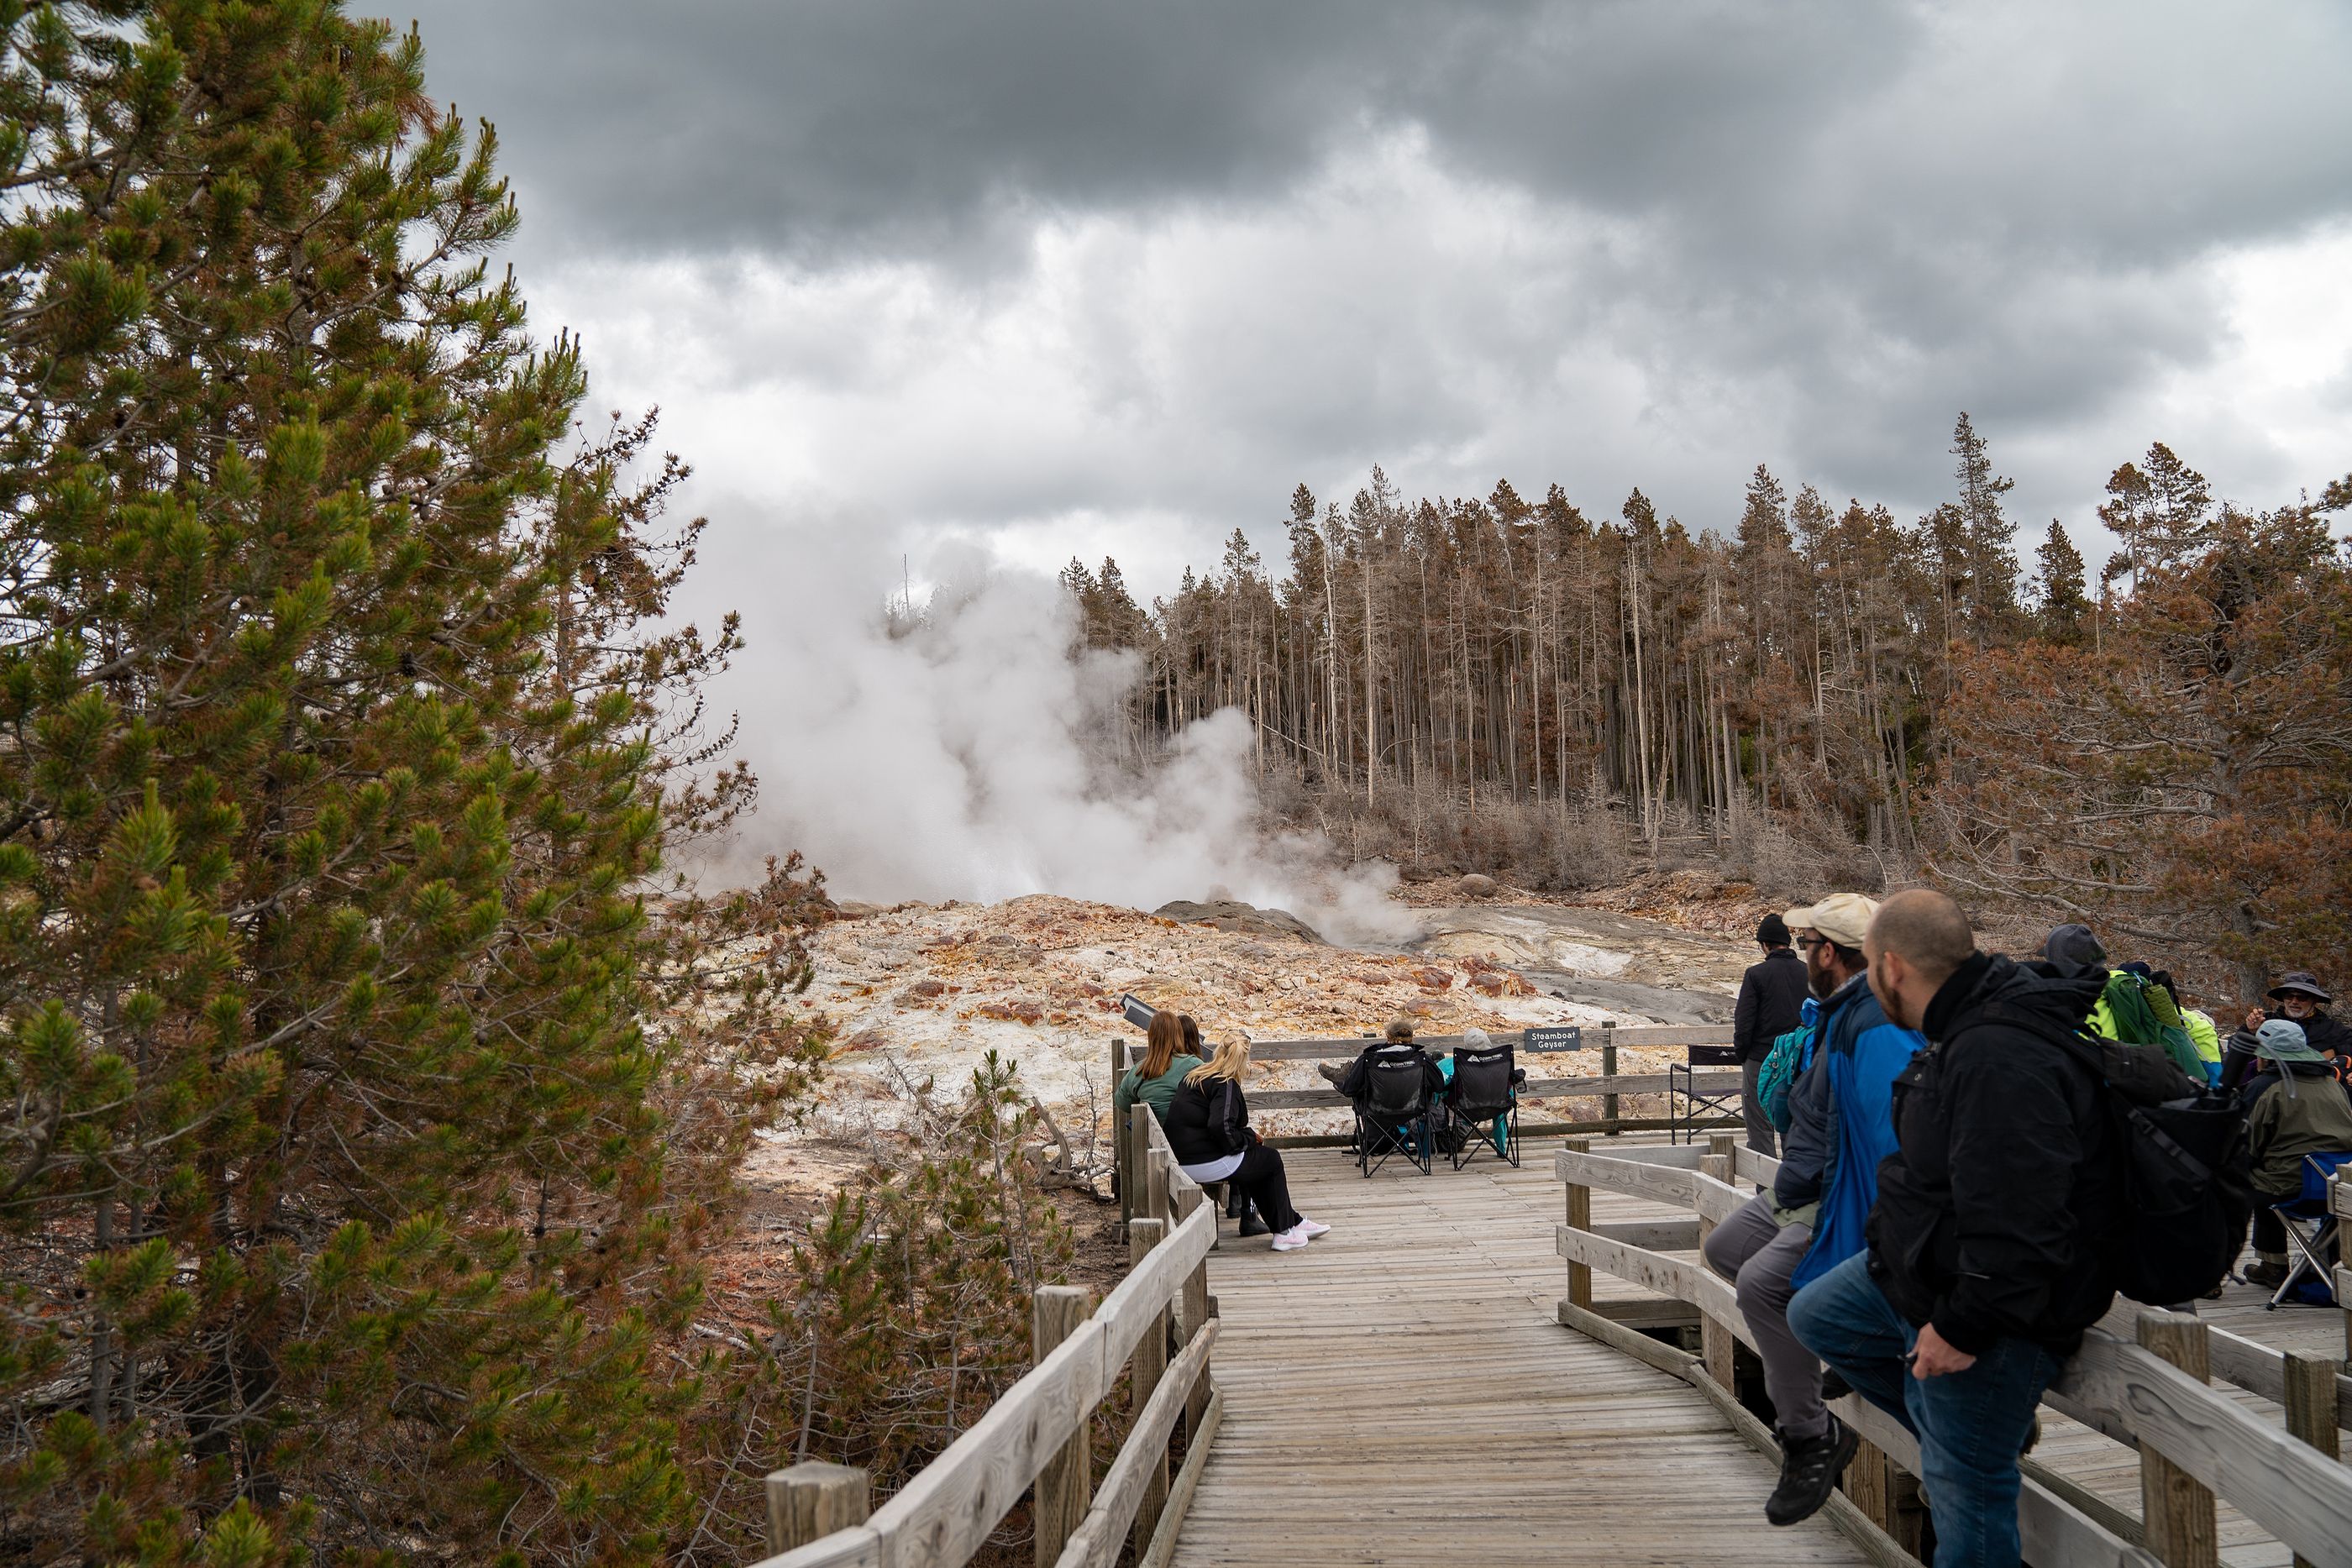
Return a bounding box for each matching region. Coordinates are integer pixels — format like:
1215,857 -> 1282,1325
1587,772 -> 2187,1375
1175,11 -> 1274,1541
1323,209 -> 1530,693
2102,971 -> 2204,1082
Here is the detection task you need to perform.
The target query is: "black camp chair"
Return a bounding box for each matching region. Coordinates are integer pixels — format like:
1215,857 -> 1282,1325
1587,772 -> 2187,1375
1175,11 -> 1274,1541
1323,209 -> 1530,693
1446,1041 -> 1525,1170
1356,1052 -> 1436,1177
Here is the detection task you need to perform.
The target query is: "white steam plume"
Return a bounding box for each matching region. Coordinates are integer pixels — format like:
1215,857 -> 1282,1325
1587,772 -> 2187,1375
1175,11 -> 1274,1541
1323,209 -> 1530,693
697,517 -> 1415,944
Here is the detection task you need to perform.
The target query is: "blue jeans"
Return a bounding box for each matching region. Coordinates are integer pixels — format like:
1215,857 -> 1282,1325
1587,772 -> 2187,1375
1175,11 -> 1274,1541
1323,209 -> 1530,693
1788,1253 -> 2061,1568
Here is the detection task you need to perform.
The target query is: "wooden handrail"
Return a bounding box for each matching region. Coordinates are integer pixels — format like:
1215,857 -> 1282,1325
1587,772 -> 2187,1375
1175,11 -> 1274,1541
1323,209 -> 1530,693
1162,1021 -> 1737,1063
1248,1069 -> 1741,1110
753,1114 -> 1222,1568
1551,1142 -> 2352,1568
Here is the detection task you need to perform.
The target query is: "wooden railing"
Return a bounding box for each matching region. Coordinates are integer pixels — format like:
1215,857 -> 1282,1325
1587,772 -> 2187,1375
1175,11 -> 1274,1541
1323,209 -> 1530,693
1554,1135 -> 2352,1568
753,1112 -> 1221,1568
1109,1022 -> 1744,1204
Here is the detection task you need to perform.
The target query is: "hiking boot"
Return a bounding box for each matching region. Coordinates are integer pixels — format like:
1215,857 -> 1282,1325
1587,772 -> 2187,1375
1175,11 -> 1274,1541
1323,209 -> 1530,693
1236,1202 -> 1270,1238
1766,1415 -> 1859,1527
2246,1258 -> 2291,1288
1316,1061 -> 1348,1086
1820,1370 -> 1852,1403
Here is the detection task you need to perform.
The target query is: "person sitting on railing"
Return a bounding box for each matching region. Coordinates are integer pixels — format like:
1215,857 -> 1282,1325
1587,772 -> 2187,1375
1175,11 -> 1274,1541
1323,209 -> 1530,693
1115,1010 -> 1206,1131
1165,1036 -> 1329,1252
2239,1019 -> 2352,1288
1699,891 -> 1918,1530
1789,889 -> 2120,1568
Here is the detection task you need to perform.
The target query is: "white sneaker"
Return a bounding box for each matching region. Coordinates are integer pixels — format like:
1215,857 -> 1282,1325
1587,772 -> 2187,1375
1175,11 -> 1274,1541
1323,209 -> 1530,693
1270,1226 -> 1313,1251
1294,1218 -> 1331,1238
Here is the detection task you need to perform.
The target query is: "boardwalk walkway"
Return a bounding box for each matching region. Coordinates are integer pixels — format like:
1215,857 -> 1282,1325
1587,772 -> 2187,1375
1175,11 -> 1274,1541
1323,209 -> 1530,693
1168,1147 -> 1870,1566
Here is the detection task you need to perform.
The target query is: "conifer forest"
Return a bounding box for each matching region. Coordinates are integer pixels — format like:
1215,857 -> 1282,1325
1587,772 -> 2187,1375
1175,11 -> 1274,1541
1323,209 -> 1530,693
1065,432 -> 2352,997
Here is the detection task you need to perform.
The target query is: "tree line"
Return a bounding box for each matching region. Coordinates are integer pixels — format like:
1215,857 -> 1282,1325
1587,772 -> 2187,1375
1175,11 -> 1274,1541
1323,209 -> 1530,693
1063,430 -> 2352,997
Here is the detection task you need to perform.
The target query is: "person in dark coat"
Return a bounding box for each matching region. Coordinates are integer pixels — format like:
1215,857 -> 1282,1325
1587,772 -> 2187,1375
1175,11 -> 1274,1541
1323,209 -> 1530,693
2224,971 -> 2352,1093
1328,1015 -> 1447,1102
1733,911 -> 1810,1155
1790,890 -> 2122,1568
1165,1038 -> 1326,1251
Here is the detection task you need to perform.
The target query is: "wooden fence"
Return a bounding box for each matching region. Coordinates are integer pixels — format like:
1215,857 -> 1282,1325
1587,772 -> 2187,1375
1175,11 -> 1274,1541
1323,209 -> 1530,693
1555,1135 -> 2352,1568
1110,1022 -> 1746,1218
753,1110 -> 1221,1568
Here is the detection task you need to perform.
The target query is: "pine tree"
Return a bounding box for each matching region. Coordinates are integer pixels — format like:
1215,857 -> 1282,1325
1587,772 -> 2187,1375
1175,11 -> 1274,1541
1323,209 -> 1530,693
1951,412 -> 2021,642
2034,519 -> 2091,644
0,8 -> 820,1561
2098,441 -> 2217,585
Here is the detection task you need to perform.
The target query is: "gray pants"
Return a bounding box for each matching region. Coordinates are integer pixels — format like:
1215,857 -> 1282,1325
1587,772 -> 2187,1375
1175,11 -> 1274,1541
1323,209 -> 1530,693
1702,1192 -> 1825,1442
1740,1055 -> 1777,1156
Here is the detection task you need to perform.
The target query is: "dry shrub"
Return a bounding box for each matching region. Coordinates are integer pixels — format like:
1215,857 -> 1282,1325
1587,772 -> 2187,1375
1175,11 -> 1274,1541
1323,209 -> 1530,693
676,1054 -> 1079,1565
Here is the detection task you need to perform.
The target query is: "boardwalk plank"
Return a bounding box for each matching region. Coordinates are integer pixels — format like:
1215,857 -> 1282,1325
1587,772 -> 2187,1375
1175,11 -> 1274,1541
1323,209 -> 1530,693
1166,1146 -> 1870,1567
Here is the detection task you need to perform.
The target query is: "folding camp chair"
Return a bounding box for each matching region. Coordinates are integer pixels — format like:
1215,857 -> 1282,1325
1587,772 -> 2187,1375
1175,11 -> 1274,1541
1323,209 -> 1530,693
1446,1041 -> 1525,1170
2265,1149 -> 2351,1309
1356,1053 -> 1436,1177
1670,1040 -> 1745,1145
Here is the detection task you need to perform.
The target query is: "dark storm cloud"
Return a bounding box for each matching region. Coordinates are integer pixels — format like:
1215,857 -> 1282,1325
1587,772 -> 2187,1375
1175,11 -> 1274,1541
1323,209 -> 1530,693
401,2 -> 2352,266
394,0 -> 2352,550
398,0 -> 1424,260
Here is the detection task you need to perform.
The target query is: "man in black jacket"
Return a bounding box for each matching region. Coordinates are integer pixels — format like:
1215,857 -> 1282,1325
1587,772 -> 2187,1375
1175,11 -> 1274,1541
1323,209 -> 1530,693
2223,971 -> 2352,1093
1788,889 -> 2120,1568
1733,911 -> 1809,1155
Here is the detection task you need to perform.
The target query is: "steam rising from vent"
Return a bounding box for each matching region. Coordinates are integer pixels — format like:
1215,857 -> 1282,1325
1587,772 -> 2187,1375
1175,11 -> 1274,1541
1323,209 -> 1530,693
704,526 -> 1416,944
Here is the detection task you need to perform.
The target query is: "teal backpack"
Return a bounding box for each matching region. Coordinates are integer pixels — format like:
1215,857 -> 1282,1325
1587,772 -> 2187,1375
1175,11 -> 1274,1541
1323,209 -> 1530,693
1757,998 -> 1820,1134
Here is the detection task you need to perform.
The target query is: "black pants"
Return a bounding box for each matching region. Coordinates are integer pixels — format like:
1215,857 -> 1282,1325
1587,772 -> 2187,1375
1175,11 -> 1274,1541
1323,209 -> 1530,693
1230,1143 -> 1300,1233
2254,1200 -> 2290,1255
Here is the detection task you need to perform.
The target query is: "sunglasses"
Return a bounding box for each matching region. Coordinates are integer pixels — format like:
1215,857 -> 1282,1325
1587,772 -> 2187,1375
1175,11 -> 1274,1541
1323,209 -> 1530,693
1794,935 -> 1827,950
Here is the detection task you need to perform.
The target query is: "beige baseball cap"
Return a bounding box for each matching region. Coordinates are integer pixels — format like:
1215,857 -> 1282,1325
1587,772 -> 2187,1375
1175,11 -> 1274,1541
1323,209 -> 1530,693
1800,893 -> 1880,949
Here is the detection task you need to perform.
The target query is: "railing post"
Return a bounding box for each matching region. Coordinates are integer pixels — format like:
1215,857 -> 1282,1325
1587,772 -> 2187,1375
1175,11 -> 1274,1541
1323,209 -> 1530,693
1128,1104 -> 1156,1236
764,1461 -> 870,1555
1562,1135 -> 1593,1311
1128,1216 -> 1171,1559
1032,1285 -> 1095,1568
1110,1038 -> 1128,1225
1599,1022 -> 1618,1135
2337,1171 -> 2351,1363
1150,1148 -> 1173,1226
1170,1183 -> 1213,1440
1697,1141 -> 1735,1388
2137,1308 -> 2218,1568
2282,1350 -> 2340,1568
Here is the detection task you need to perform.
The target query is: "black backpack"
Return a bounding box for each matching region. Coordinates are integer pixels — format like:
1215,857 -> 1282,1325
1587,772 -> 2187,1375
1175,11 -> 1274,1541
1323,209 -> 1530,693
1957,1009 -> 2253,1305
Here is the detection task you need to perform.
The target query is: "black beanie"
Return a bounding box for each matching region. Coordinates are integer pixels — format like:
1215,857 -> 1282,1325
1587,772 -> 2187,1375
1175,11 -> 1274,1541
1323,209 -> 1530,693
1756,913 -> 1791,947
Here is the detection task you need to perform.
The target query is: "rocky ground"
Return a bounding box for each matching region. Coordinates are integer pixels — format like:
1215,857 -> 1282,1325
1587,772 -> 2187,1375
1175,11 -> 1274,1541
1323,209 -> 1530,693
784,873 -> 1763,1150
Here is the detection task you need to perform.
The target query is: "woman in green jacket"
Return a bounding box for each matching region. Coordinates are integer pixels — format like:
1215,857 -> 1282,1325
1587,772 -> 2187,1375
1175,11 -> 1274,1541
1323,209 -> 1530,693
1115,1010 -> 1205,1128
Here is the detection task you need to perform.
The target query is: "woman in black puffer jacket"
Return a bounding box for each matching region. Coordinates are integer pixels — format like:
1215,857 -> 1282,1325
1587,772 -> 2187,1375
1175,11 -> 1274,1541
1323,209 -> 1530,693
1164,1037 -> 1326,1251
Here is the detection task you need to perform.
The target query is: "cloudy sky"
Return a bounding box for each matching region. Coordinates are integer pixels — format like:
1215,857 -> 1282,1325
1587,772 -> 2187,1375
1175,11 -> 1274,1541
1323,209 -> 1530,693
399,1 -> 2352,597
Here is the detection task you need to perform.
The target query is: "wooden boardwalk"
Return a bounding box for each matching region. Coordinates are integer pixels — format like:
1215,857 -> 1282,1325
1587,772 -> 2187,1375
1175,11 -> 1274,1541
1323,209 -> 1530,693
1168,1147 -> 1872,1566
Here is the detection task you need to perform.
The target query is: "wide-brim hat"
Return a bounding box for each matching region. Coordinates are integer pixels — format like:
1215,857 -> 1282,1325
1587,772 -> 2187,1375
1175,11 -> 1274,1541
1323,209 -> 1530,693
2255,1019 -> 2327,1062
2267,971 -> 2332,1005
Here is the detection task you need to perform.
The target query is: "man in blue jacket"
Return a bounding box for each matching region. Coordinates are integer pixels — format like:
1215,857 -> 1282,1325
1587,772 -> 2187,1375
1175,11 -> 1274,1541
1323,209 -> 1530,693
1701,891 -> 1924,1528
